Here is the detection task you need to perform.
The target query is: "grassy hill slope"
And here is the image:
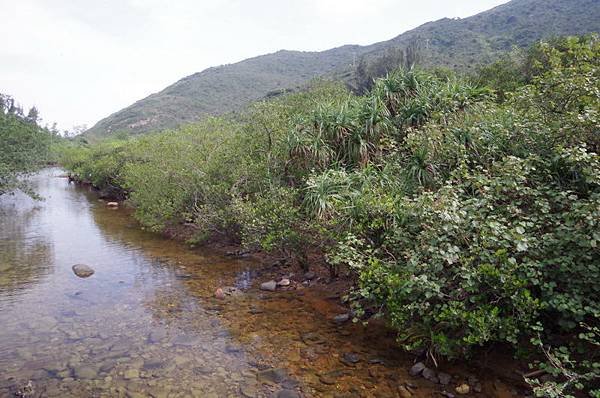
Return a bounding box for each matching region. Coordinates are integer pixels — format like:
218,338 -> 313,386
85,0 -> 600,137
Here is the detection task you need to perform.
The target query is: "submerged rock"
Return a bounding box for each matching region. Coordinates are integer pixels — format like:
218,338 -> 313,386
225,344 -> 242,353
11,380 -> 35,397
72,264 -> 95,278
123,368 -> 140,380
300,332 -> 326,345
257,368 -> 288,384
148,329 -> 167,343
74,366 -> 98,380
318,369 -> 349,385
260,280 -> 277,292
215,288 -> 225,299
318,374 -> 337,385
398,385 -> 413,398
222,286 -> 244,297
341,352 -> 361,366
333,313 -> 350,324
240,383 -> 259,397
276,390 -> 300,398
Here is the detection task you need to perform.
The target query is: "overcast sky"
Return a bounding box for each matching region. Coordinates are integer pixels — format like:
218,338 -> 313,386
1,0 -> 509,132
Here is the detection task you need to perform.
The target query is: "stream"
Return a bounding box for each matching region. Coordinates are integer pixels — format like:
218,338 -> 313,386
0,169 -> 523,397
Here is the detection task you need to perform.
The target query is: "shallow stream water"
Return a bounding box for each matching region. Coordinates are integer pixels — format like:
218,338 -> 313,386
0,169 -> 523,397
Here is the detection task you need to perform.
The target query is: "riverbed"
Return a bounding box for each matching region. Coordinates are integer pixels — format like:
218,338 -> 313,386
0,169 -> 524,397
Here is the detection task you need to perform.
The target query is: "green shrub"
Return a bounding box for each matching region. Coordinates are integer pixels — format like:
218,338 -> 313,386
0,105 -> 55,196
310,39 -> 600,396
59,37 -> 599,394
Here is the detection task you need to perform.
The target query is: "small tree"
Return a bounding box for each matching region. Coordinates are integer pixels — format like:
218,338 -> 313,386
26,106 -> 39,125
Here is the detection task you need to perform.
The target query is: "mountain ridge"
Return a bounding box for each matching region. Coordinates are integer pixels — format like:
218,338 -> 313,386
85,0 -> 600,137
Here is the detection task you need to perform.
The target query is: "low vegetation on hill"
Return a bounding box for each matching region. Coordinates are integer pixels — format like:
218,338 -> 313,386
84,0 -> 600,137
62,36 -> 599,396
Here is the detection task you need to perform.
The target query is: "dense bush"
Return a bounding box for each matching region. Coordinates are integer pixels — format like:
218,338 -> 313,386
0,95 -> 58,196
320,36 -> 599,395
61,36 -> 599,395
62,83 -> 348,243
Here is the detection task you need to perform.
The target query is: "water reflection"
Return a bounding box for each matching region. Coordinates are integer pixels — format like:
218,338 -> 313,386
0,201 -> 53,301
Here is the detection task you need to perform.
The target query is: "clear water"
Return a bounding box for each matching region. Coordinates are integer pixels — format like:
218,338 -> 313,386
0,169 -> 519,397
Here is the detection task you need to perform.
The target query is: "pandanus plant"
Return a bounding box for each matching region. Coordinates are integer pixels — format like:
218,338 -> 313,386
289,96 -> 394,171
288,68 -> 490,183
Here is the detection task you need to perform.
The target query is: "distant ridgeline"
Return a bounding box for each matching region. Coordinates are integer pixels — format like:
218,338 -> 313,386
85,0 -> 600,138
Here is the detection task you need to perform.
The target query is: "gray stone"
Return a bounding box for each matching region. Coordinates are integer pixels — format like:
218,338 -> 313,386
257,368 -> 288,384
192,366 -> 212,375
468,375 -> 482,392
99,359 -> 117,373
260,280 -> 277,292
303,271 -> 316,280
438,372 -> 452,385
240,383 -> 259,397
72,264 -> 95,278
74,366 -> 97,380
333,313 -> 350,324
148,329 -> 167,343
123,369 -> 139,380
282,379 -> 299,389
409,362 -> 426,376
174,355 -> 188,366
318,374 -> 337,385
172,334 -> 199,346
275,390 -> 300,398
222,286 -> 244,297
43,362 -> 67,374
317,369 -> 349,386
422,367 -> 439,383
225,344 -> 242,353
398,385 -> 413,398
12,381 -> 35,397
300,332 -> 326,345
341,352 -> 360,366
149,390 -> 169,398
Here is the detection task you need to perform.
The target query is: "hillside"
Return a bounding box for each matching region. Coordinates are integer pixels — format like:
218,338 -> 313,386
86,0 -> 600,137
86,46 -> 368,137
